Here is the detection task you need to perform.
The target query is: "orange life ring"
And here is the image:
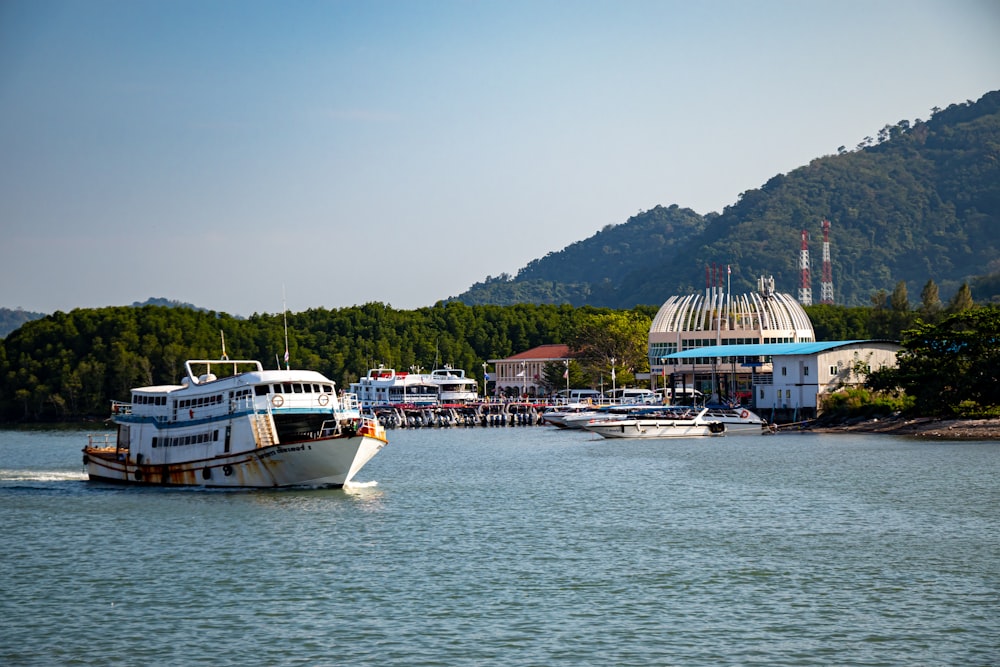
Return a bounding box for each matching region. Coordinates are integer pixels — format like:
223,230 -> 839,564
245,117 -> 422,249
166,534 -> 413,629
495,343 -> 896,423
272,395 -> 284,407
740,410 -> 749,419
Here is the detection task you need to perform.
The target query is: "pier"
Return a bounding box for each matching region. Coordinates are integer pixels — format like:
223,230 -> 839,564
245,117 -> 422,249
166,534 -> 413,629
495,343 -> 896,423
372,402 -> 548,428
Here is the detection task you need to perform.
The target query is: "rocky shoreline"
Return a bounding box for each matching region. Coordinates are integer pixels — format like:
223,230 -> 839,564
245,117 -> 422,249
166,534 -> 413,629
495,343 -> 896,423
802,416 -> 1000,440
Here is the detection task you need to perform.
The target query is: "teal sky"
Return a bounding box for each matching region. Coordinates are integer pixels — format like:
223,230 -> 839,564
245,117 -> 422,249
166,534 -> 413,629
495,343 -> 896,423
2,0 -> 998,315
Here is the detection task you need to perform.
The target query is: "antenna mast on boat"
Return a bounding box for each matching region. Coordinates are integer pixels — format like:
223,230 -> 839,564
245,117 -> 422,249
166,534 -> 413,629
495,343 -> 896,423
282,286 -> 290,370
220,329 -> 228,360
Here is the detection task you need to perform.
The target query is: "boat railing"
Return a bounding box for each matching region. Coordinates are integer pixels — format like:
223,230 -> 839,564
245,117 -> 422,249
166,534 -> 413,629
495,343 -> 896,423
232,394 -> 257,413
111,400 -> 132,415
340,392 -> 361,412
358,414 -> 385,439
87,433 -> 117,450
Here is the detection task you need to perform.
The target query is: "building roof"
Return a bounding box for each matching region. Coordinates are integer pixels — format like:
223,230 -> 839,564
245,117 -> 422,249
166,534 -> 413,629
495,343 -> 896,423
650,285 -> 814,336
663,340 -> 898,360
501,344 -> 572,361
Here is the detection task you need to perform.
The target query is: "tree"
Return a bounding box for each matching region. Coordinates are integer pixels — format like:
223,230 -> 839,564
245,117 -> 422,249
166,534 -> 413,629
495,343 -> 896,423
888,280 -> 914,338
569,312 -> 651,387
541,360 -> 586,393
868,289 -> 890,337
947,282 -> 975,314
867,306 -> 1000,416
918,279 -> 942,322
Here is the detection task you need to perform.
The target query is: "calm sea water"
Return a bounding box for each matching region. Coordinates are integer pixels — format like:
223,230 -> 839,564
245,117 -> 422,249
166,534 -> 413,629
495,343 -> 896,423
1,425 -> 997,666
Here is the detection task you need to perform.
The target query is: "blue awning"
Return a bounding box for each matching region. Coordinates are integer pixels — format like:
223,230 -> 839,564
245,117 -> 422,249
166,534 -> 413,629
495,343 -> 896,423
662,340 -> 869,360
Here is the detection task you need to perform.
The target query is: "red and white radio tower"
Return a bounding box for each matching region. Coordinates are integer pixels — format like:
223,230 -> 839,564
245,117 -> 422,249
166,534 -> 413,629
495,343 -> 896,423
798,229 -> 812,306
820,219 -> 834,304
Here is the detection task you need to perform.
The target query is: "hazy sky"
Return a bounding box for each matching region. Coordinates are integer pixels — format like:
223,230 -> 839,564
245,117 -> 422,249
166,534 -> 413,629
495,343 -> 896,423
2,0 -> 998,316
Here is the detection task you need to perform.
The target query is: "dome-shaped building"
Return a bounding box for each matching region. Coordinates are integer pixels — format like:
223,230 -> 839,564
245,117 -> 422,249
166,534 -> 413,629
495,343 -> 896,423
648,276 -> 815,402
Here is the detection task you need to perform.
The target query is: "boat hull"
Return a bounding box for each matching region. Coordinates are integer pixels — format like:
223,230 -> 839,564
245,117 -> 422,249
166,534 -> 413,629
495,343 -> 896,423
583,419 -> 725,439
83,434 -> 387,488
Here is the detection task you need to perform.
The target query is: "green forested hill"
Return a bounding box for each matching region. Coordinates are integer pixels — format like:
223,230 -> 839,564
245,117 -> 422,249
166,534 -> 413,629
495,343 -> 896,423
457,205 -> 708,305
0,302 -> 616,420
454,90 -> 1000,308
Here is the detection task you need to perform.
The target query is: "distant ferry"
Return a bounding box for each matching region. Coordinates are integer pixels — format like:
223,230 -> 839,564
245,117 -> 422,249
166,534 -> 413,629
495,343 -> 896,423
82,358 -> 387,488
428,367 -> 478,404
350,365 -> 479,408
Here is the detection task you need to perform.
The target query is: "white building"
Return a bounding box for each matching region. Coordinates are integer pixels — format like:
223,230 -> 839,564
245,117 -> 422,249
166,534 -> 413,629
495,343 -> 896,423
665,340 -> 902,420
648,276 -> 815,403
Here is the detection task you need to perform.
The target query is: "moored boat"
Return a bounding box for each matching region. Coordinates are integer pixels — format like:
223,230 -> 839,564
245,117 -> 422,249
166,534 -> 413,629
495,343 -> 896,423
539,403 -> 601,428
83,358 -> 388,488
349,365 -> 479,408
350,367 -> 439,408
429,367 -> 479,404
582,407 -> 725,439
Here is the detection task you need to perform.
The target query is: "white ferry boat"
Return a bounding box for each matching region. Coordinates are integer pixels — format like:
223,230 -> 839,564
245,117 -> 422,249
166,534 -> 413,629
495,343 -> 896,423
350,366 -> 478,408
83,358 -> 387,488
350,367 -> 439,408
429,367 -> 478,404
582,407 -> 726,439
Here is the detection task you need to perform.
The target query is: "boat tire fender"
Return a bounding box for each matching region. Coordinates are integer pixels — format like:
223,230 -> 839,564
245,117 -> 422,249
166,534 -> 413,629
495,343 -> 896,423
223,464 -> 234,477
202,467 -> 212,480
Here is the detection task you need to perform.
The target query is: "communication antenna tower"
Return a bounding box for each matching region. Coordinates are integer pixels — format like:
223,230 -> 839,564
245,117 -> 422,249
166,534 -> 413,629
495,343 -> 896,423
820,219 -> 834,304
798,230 -> 812,306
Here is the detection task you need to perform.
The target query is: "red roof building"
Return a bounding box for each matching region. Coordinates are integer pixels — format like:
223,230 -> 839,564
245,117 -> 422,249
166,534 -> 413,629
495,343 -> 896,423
488,344 -> 572,398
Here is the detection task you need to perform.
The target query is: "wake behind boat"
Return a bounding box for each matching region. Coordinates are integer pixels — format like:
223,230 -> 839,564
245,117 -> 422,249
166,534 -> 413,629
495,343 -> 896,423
582,407 -> 726,439
83,358 -> 388,488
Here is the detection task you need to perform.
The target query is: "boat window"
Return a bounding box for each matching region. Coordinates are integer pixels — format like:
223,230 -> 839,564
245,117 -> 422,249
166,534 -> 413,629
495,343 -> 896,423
254,385 -> 269,396
293,383 -> 303,393
324,384 -> 333,393
283,383 -> 292,394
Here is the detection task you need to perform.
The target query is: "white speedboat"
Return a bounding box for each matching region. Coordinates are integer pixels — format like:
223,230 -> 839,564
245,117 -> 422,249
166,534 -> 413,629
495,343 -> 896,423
582,407 -> 725,439
558,404 -> 648,429
83,358 -> 388,488
540,403 -> 602,428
